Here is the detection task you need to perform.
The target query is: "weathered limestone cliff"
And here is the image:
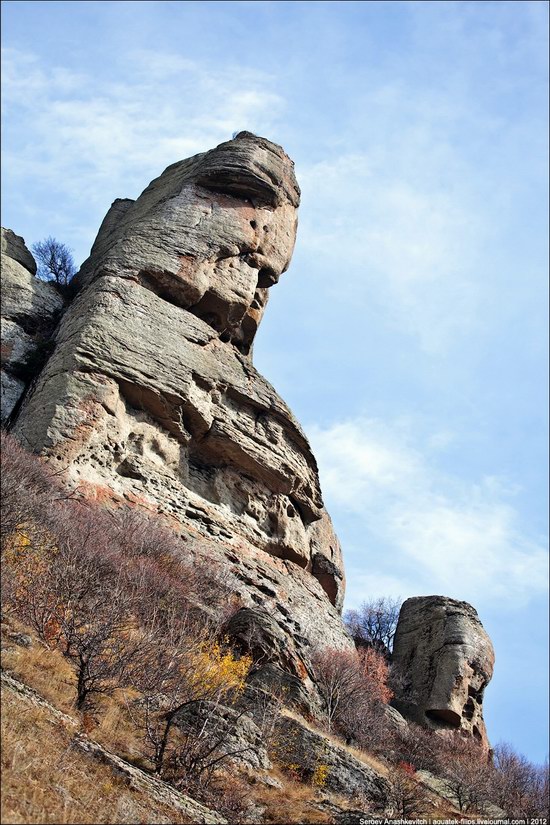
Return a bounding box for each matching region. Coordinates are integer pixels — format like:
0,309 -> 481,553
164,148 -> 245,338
1,132 -> 495,745
6,133 -> 352,708
1,229 -> 65,424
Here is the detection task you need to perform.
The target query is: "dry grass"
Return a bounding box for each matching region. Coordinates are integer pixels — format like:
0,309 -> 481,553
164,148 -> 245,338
0,688 -> 192,825
1,619 -> 147,764
1,619 -> 77,716
91,688 -> 151,768
252,770 -> 331,824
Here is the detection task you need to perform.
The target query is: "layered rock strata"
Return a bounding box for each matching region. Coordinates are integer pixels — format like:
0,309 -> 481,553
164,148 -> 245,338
391,596 -> 494,749
3,134 -> 496,746
1,228 -> 65,423
9,133 -> 353,703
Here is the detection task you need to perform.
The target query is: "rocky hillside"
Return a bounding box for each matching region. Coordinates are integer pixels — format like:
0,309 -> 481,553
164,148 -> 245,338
2,132 -> 535,824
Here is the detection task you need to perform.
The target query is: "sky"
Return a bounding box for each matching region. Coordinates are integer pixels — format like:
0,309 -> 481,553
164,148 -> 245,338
1,0 -> 548,763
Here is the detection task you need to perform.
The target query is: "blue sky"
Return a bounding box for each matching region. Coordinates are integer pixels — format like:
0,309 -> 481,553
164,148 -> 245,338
2,0 -> 548,763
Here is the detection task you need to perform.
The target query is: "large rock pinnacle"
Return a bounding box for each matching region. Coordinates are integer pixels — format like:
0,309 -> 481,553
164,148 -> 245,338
391,596 -> 495,749
8,134 -> 352,707
2,134 -> 497,731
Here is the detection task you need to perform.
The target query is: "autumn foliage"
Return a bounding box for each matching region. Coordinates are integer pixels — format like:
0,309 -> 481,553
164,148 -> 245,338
311,645 -> 392,749
0,432 -> 252,791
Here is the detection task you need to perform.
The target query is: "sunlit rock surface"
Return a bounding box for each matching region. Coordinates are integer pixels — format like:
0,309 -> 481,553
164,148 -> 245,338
10,133 -> 352,705
391,595 -> 495,750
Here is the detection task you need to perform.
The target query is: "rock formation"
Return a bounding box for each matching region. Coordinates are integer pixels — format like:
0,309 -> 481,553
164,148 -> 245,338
391,596 -> 495,749
1,132 -> 495,747
6,132 -> 353,708
1,228 -> 65,424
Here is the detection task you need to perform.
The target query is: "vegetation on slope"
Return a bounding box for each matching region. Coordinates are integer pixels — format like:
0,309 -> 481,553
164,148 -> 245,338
1,433 -> 548,823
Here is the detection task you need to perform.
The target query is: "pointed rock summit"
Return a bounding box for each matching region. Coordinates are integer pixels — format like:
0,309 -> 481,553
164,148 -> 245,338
1,228 -> 65,424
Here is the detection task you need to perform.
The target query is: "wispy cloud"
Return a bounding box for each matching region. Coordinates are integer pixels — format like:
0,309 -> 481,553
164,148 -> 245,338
308,417 -> 548,608
296,138 -> 483,354
1,46 -> 285,260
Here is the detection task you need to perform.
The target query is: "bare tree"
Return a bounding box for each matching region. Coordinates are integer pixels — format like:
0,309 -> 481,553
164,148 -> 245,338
132,609 -> 252,777
311,646 -> 392,740
344,596 -> 401,656
56,567 -> 142,710
437,733 -> 493,814
32,236 -> 76,286
490,742 -> 550,818
385,763 -> 431,818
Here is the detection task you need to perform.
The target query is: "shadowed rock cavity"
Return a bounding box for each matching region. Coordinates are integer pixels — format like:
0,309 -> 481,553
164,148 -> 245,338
391,595 -> 495,750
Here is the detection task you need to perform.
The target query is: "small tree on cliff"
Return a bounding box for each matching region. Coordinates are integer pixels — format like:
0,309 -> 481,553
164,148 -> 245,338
32,236 -> 76,287
344,596 -> 401,656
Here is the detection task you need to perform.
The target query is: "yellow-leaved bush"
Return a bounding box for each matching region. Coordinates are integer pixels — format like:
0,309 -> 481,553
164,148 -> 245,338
187,640 -> 252,702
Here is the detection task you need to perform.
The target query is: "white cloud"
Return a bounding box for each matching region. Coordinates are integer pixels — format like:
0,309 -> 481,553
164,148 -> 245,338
308,417 -> 548,608
1,46 -> 286,261
297,146 -> 482,354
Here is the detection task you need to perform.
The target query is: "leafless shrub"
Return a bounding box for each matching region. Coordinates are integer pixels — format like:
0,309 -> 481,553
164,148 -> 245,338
489,742 -> 549,818
191,769 -> 251,824
0,432 -> 61,552
32,236 -> 76,287
166,702 -> 256,793
437,733 -> 493,813
389,721 -> 444,774
390,725 -> 496,815
311,645 -> 392,750
344,596 -> 401,656
385,762 -> 431,817
111,507 -> 233,627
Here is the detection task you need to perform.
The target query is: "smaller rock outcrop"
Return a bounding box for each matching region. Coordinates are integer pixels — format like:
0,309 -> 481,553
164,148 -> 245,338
174,700 -> 271,770
391,596 -> 494,749
1,228 -> 65,423
273,712 -> 389,806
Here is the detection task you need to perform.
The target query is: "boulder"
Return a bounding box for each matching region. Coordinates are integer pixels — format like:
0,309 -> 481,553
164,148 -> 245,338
173,700 -> 271,771
273,712 -> 389,807
391,596 -> 494,749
